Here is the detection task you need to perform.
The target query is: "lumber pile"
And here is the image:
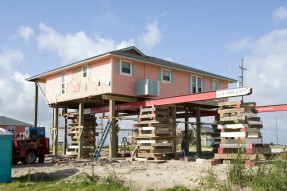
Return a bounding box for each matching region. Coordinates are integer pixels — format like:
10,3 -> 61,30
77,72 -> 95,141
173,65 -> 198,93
134,105 -> 176,160
214,100 -> 270,160
66,114 -> 99,158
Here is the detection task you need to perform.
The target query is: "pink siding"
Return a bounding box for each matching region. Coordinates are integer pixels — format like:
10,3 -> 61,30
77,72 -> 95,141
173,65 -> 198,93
91,58 -> 111,82
46,58 -> 111,104
46,73 -> 59,104
112,57 -> 229,98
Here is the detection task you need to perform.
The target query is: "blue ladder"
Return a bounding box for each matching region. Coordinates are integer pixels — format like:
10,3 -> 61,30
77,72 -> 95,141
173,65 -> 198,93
92,121 -> 113,161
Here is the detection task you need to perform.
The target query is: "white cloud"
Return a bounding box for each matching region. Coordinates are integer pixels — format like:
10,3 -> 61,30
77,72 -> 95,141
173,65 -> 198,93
37,23 -> 134,65
0,48 -> 23,75
17,26 -> 34,42
273,6 -> 287,22
139,21 -> 162,50
230,36 -> 252,51
116,39 -> 135,50
232,29 -> 287,144
0,48 -> 52,140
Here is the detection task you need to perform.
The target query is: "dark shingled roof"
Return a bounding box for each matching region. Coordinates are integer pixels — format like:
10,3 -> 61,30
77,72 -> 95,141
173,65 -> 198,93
26,46 -> 237,82
0,116 -> 32,126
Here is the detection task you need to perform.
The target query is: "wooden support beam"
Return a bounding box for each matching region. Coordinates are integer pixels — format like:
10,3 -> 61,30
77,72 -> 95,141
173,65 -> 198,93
52,107 -> 58,156
34,82 -> 38,127
185,117 -> 189,155
109,100 -> 117,158
63,108 -> 67,155
36,82 -> 49,105
78,102 -> 84,159
102,94 -> 138,102
171,106 -> 176,152
196,106 -> 202,157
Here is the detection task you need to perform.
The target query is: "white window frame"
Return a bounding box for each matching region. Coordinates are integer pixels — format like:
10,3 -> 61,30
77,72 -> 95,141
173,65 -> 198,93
61,72 -> 66,95
120,60 -> 132,76
82,65 -> 88,78
213,79 -> 219,91
161,69 -> 171,83
191,75 -> 202,93
7,126 -> 15,133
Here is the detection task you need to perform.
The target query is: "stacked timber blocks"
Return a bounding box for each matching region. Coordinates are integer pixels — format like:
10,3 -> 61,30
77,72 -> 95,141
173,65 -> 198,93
134,105 -> 176,160
67,114 -> 99,158
215,101 -> 270,157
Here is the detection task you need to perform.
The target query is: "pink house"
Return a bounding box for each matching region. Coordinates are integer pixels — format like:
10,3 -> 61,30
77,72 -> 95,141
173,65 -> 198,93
27,46 -> 236,105
26,46 -> 237,158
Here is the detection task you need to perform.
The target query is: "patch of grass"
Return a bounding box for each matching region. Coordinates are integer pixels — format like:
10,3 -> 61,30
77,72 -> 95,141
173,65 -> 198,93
200,151 -> 287,190
1,172 -> 129,191
162,185 -> 190,191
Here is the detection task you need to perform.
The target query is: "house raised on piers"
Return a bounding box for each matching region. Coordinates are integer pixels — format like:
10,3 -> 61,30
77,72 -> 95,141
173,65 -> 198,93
26,46 -> 236,159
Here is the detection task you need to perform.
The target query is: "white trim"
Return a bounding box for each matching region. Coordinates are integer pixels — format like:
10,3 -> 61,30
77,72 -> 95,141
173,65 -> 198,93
110,57 -> 113,93
120,59 -> 132,76
161,68 -> 171,83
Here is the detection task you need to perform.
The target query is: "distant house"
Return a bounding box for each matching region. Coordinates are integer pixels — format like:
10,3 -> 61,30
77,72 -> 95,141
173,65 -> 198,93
0,116 -> 32,135
193,126 -> 215,146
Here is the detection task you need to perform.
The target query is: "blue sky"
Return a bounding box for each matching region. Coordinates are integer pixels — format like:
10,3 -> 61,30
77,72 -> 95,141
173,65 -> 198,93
1,0 -> 287,144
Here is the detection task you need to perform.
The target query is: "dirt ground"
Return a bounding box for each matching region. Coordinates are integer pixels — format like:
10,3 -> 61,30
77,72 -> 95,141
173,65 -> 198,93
11,148 -> 230,190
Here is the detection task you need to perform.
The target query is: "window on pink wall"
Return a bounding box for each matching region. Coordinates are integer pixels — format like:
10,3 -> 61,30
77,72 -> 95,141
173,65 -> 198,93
162,69 -> 171,82
120,60 -> 132,75
83,66 -> 88,77
191,76 -> 203,93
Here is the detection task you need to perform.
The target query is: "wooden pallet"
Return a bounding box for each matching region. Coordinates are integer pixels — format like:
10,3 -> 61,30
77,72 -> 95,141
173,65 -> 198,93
135,105 -> 175,159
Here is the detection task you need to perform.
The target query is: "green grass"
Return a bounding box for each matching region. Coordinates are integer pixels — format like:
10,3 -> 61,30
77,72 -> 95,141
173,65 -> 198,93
0,172 -> 129,191
200,152 -> 287,191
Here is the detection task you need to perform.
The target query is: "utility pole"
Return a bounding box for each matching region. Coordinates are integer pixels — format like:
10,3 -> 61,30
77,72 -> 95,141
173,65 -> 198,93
239,59 -> 247,101
276,116 -> 278,145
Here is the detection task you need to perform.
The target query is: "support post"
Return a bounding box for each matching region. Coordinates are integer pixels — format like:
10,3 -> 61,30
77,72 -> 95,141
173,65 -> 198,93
34,82 -> 38,127
185,117 -> 189,155
78,102 -> 84,159
52,107 -> 59,156
115,112 -> 119,155
63,108 -> 67,155
171,106 -> 176,152
109,100 -> 116,158
196,106 -> 202,157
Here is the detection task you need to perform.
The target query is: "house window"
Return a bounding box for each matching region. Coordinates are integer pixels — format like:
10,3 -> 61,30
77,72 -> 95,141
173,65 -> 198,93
197,77 -> 202,93
192,76 -> 196,93
61,72 -> 66,95
191,76 -> 202,93
213,80 -> 219,90
120,60 -> 132,75
83,66 -> 88,77
7,126 -> 15,133
162,69 -> 171,82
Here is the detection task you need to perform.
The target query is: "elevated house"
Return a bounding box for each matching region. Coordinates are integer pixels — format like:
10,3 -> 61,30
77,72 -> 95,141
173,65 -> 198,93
0,116 -> 32,135
26,46 -> 236,158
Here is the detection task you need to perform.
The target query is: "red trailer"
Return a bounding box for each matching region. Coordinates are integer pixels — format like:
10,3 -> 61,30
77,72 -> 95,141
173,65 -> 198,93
12,138 -> 49,164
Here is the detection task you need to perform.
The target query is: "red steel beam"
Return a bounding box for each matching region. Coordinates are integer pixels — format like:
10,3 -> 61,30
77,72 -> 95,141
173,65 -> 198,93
90,91 -> 216,113
256,104 -> 287,113
176,104 -> 287,118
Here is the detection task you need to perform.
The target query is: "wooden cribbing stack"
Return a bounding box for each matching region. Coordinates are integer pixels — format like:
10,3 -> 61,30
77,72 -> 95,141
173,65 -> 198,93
214,100 -> 271,162
134,105 -> 176,160
66,114 -> 99,158
211,124 -> 221,153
